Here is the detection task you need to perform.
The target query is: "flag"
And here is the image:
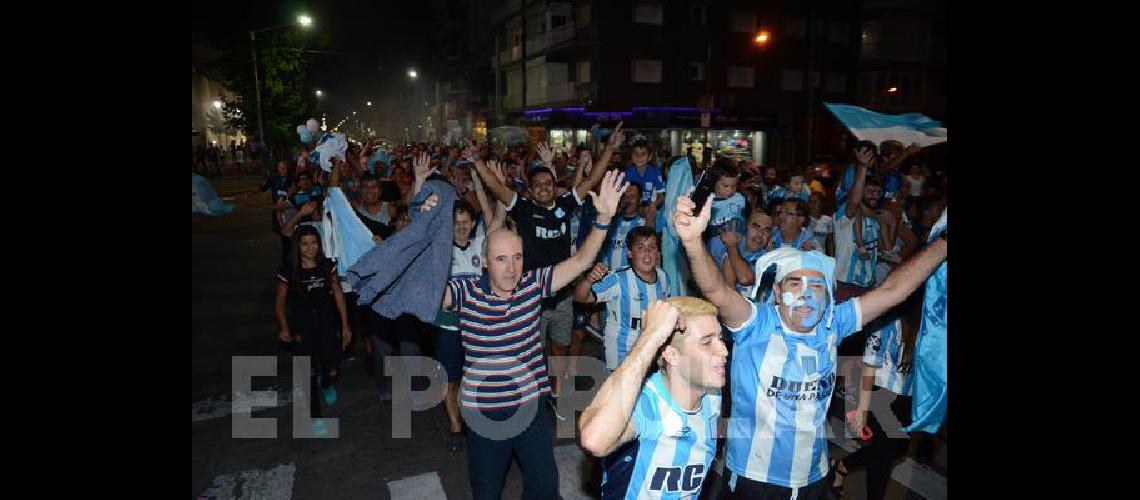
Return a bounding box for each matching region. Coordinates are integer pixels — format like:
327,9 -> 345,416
824,103 -> 947,148
662,156 -> 694,297
192,173 -> 233,216
905,208 -> 948,434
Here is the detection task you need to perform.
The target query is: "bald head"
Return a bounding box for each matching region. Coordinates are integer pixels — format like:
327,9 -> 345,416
483,228 -> 524,296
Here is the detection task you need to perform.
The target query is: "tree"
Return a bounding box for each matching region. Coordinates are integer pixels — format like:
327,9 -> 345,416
207,30 -> 324,165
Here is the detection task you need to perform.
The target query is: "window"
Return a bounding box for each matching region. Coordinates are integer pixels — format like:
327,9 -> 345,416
690,5 -> 707,24
577,60 -> 591,83
809,71 -> 821,88
829,21 -> 849,43
632,59 -> 663,83
688,62 -> 705,81
551,14 -> 568,30
826,73 -> 847,93
730,10 -> 757,33
781,70 -> 803,91
727,66 -> 755,88
634,1 -> 664,25
784,16 -> 806,38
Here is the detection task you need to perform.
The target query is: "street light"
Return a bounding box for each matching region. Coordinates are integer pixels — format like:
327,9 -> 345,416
887,87 -> 898,93
408,68 -> 418,79
250,14 -> 314,166
315,89 -> 323,97
754,30 -> 771,45
366,101 -> 372,106
213,100 -> 223,109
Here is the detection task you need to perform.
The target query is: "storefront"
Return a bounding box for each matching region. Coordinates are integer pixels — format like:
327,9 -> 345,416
677,129 -> 766,166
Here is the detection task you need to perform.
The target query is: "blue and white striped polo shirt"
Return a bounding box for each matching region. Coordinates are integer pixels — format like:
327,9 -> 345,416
445,266 -> 554,411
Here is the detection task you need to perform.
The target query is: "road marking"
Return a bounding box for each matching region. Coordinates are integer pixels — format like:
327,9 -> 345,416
197,462 -> 296,499
827,417 -> 946,500
192,385 -> 302,422
388,471 -> 447,500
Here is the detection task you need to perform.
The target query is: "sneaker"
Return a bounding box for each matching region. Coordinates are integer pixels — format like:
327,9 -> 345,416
311,419 -> 329,436
317,376 -> 338,406
447,431 -> 465,452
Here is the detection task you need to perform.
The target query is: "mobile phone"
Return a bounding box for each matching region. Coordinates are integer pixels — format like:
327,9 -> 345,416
691,168 -> 720,214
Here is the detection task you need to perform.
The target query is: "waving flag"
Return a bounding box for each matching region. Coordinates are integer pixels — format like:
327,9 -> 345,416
906,208 -> 948,433
192,173 -> 233,216
661,156 -> 695,297
309,132 -> 348,172
824,103 -> 947,148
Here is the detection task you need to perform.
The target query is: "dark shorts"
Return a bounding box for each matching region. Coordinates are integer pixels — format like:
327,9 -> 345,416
572,302 -> 603,335
435,325 -> 464,383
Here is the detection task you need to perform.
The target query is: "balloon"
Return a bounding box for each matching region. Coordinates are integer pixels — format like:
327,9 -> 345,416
306,119 -> 319,133
300,131 -> 313,143
296,124 -> 306,135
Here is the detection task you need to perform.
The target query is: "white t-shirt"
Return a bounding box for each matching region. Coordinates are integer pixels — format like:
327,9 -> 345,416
834,208 -> 879,288
450,222 -> 487,280
906,175 -> 925,197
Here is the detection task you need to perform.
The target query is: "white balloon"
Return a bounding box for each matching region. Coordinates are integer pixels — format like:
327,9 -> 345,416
306,119 -> 319,133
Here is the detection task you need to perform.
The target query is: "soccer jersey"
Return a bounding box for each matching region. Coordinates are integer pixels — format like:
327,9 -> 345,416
709,193 -> 747,231
770,227 -> 817,251
625,164 -> 666,206
766,186 -> 811,203
592,267 -> 670,370
450,221 -> 486,280
834,209 -> 879,288
601,372 -> 720,500
863,314 -> 913,396
707,237 -> 767,297
808,216 -> 833,256
724,299 -> 864,488
600,215 -> 647,271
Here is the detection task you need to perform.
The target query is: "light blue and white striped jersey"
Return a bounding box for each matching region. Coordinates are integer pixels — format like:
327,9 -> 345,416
833,209 -> 879,288
601,371 -> 721,500
593,267 -> 670,370
863,314 -> 913,396
709,193 -> 748,231
771,227 -> 817,251
725,299 -> 863,488
600,215 -> 648,271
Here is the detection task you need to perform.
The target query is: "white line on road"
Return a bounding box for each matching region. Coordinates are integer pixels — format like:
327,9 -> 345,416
388,471 -> 447,500
192,386 -> 302,422
197,462 -> 296,499
828,417 -> 946,500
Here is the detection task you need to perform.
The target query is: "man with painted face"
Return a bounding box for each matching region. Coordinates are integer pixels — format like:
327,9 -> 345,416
672,192 -> 947,499
475,131 -> 622,398
575,226 -> 669,371
439,170 -> 629,500
579,298 -> 727,499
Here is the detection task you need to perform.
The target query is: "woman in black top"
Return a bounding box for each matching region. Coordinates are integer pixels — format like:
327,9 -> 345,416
274,225 -> 352,435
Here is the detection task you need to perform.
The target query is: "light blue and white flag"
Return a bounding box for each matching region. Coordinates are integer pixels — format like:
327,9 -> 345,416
309,132 -> 348,172
192,173 -> 233,216
662,156 -> 694,297
824,103 -> 947,148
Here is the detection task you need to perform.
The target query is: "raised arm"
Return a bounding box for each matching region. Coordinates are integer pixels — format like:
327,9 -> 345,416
574,263 -> 609,304
580,301 -> 680,456
473,159 -> 517,207
858,235 -> 946,325
552,170 -> 628,291
673,194 -> 753,328
575,122 -> 624,198
845,146 -> 874,218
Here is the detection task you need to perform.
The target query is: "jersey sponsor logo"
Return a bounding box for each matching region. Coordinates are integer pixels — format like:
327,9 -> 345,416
649,464 -> 705,493
536,223 -> 568,239
766,373 -> 835,401
630,317 -> 641,330
554,207 -> 566,219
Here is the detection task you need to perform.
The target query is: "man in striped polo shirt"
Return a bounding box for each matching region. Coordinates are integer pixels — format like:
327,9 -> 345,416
672,194 -> 946,499
440,169 -> 629,500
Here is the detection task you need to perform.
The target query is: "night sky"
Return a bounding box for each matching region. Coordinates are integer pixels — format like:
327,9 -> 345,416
193,0 -> 435,136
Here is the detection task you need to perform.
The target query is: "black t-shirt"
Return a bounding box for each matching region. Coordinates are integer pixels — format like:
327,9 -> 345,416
508,191 -> 582,271
276,261 -> 337,315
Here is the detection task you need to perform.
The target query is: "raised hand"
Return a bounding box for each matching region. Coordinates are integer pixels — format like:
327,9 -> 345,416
587,263 -> 609,283
672,190 -> 713,243
486,160 -> 507,187
413,152 -> 432,180
640,300 -> 683,347
536,142 -> 554,166
589,170 -> 629,219
607,121 -> 626,149
855,146 -> 874,168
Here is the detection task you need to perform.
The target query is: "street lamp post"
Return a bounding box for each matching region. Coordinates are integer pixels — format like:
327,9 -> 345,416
250,14 -> 313,168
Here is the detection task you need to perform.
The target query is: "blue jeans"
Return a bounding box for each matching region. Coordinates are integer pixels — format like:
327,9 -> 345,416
464,400 -> 558,499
